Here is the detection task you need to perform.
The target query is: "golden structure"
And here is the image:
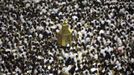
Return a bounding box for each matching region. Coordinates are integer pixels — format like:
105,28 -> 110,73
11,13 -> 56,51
57,20 -> 72,46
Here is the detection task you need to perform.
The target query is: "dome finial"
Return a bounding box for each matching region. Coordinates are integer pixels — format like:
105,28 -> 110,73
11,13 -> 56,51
63,19 -> 68,26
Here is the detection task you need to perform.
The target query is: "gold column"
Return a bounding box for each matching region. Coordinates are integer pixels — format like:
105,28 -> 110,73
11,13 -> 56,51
57,20 -> 72,46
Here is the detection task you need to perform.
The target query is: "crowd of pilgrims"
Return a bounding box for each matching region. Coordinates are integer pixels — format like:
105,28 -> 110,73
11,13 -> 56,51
0,0 -> 134,75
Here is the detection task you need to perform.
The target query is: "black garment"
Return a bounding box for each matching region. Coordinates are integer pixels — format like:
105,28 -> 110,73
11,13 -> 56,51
105,51 -> 111,60
69,65 -> 76,75
65,57 -> 74,66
